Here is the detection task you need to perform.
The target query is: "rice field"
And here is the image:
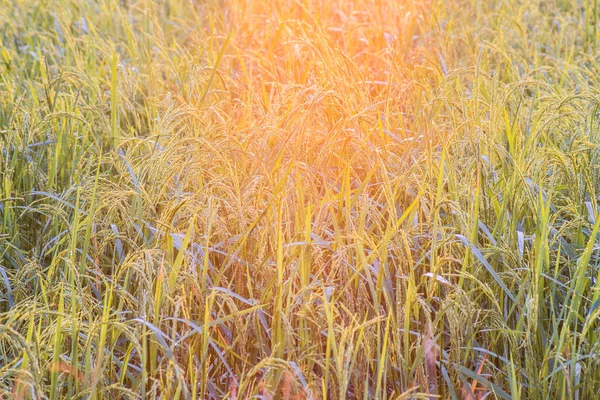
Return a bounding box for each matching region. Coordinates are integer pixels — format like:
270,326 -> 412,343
2,0 -> 600,398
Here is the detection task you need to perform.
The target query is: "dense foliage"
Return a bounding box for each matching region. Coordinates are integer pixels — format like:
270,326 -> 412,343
2,0 -> 600,398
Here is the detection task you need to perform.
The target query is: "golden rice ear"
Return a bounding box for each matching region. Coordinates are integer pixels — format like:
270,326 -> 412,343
229,375 -> 239,400
292,386 -> 307,400
11,371 -> 29,400
424,322 -> 438,398
282,370 -> 294,399
258,380 -> 273,400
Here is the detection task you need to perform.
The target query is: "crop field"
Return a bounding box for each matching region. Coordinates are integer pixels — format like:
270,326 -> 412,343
2,0 -> 600,398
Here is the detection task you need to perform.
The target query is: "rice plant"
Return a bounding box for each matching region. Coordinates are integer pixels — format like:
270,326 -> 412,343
1,0 -> 600,398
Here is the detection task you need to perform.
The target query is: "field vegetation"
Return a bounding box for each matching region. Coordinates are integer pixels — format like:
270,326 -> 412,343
2,0 -> 600,398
